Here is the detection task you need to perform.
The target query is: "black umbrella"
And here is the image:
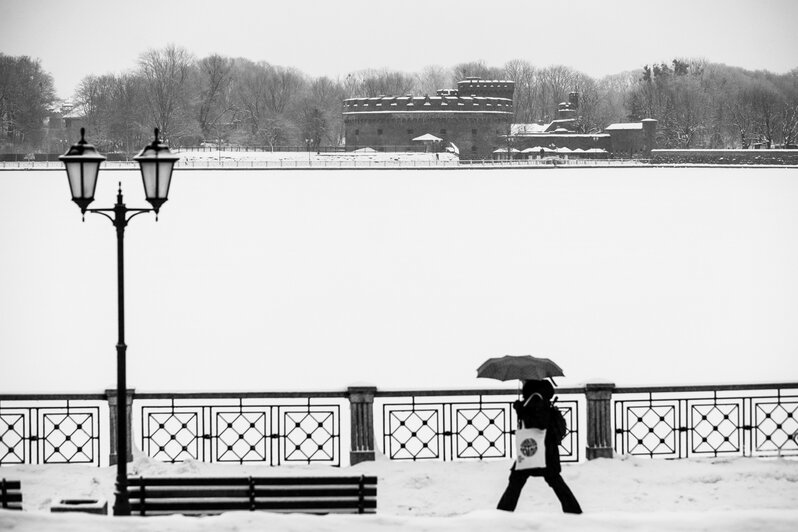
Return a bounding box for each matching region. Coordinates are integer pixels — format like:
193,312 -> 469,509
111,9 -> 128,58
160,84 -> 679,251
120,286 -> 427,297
476,355 -> 564,382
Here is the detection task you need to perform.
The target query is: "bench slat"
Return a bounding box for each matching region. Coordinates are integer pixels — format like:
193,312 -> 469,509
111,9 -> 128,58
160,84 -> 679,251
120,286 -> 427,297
127,476 -> 376,487
128,487 -> 377,499
134,507 -> 377,516
130,498 -> 377,512
1,503 -> 23,510
0,493 -> 23,503
1,479 -> 23,511
127,475 -> 377,516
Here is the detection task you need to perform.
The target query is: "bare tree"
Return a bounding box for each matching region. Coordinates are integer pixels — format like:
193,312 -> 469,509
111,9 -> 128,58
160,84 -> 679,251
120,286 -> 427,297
452,60 -> 504,82
351,69 -> 417,97
780,102 -> 798,147
0,54 -> 55,149
232,60 -> 301,148
748,80 -> 780,147
416,65 -> 454,96
138,45 -> 197,142
504,59 -> 538,123
196,54 -> 235,140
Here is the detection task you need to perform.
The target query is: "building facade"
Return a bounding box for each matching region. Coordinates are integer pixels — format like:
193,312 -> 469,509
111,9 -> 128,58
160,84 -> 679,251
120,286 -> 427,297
509,92 -> 657,158
343,79 -> 515,159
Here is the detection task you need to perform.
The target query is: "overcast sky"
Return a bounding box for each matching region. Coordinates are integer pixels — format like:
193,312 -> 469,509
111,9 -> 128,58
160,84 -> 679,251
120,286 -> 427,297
1,0 -> 797,100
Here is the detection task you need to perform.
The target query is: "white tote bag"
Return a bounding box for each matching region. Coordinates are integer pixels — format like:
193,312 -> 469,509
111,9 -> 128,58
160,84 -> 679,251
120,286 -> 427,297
515,427 -> 547,470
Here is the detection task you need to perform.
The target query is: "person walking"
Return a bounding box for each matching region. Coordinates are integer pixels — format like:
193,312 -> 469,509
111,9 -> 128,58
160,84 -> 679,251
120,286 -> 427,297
497,379 -> 582,514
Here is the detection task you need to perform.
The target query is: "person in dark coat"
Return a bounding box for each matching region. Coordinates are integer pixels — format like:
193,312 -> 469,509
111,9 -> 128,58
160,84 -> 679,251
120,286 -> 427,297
497,379 -> 582,514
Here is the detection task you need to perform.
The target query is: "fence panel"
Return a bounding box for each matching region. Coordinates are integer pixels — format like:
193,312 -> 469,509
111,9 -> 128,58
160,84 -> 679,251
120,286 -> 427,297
613,385 -> 798,458
133,394 -> 343,466
376,391 -> 581,463
0,396 -> 106,466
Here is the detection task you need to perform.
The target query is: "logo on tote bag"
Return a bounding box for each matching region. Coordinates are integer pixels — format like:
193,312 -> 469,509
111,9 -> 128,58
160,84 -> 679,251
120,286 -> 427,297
515,427 -> 547,470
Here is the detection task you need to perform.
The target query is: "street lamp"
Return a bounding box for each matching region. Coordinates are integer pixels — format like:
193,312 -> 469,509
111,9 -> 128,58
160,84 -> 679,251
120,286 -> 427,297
305,137 -> 312,165
59,127 -> 179,516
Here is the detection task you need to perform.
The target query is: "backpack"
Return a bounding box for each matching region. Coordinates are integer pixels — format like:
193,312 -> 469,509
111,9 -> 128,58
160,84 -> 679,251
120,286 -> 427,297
515,395 -> 568,443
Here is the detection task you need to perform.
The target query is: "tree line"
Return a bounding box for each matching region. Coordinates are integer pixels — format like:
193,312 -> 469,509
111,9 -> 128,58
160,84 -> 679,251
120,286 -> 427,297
2,47 -> 797,153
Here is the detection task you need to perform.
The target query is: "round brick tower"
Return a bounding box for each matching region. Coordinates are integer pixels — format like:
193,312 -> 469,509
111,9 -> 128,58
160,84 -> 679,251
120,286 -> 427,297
343,80 -> 515,159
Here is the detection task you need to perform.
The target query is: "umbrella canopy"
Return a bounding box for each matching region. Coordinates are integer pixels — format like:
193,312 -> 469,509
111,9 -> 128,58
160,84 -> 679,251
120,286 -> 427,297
412,133 -> 443,142
476,355 -> 564,382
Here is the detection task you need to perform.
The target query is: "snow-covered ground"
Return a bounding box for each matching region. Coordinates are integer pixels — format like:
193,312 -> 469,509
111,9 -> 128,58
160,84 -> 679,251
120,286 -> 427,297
174,148 -> 461,166
1,453 -> 797,531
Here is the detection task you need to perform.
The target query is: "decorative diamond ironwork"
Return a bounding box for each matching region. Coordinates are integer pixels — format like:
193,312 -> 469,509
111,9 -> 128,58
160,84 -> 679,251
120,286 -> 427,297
456,408 -> 506,459
0,413 -> 25,465
284,410 -> 336,463
691,404 -> 739,455
556,404 -> 577,458
146,412 -> 198,462
755,401 -> 798,453
43,413 -> 94,464
139,402 -> 341,466
388,409 -> 439,460
626,405 -> 676,456
216,411 -> 266,463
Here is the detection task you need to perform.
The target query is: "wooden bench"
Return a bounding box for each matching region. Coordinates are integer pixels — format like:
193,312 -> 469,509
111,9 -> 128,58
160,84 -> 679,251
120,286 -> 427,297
0,479 -> 22,511
127,475 -> 377,516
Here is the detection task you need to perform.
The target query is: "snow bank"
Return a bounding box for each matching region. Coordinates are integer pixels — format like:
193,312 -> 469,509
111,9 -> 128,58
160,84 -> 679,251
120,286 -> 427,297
1,455 -> 796,531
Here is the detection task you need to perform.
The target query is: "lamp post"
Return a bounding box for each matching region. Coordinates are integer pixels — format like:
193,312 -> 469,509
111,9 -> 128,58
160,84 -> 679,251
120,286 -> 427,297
59,127 -> 179,516
305,137 -> 312,165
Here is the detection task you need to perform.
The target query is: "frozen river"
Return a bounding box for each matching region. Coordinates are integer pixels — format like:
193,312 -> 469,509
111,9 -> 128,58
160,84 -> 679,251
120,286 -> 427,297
1,167 -> 797,393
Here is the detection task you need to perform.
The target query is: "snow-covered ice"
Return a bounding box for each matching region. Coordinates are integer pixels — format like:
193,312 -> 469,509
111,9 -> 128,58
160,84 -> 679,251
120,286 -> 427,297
2,167 -> 797,393
1,452 -> 797,531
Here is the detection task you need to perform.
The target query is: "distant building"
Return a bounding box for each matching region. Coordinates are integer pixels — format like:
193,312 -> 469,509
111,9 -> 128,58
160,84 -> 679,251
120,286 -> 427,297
342,78 -> 515,159
509,93 -> 657,158
342,81 -> 657,160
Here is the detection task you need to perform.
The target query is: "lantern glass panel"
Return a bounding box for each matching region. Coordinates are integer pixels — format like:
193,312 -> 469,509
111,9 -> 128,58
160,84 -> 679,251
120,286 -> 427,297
157,161 -> 175,197
65,161 -> 100,201
139,160 -> 175,202
140,161 -> 157,199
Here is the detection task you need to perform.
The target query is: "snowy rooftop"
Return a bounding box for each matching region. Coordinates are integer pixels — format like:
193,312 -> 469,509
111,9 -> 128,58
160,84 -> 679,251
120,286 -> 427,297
604,123 -> 644,131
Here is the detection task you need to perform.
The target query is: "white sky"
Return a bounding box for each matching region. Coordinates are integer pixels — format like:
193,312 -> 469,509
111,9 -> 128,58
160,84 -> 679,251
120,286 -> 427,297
1,167 -> 797,393
1,0 -> 797,100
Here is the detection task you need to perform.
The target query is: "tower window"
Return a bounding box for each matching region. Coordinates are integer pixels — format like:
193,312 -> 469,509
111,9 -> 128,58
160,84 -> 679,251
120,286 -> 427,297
472,129 -> 478,135
407,128 -> 414,135
355,129 -> 359,135
377,129 -> 383,135
440,129 -> 447,135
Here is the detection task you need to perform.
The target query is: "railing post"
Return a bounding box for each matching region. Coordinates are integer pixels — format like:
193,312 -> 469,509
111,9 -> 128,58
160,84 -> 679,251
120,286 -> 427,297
106,388 -> 135,465
585,382 -> 615,460
348,386 -> 377,465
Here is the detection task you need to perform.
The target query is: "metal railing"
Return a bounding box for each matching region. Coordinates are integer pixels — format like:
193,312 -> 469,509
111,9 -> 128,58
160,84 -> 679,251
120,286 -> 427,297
613,384 -> 798,459
2,382 -> 795,468
375,389 -> 581,463
0,394 -> 106,467
133,392 -> 346,466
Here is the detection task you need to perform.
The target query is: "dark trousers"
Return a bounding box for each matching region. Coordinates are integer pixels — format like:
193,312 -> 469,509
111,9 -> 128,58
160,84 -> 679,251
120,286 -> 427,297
497,468 -> 582,514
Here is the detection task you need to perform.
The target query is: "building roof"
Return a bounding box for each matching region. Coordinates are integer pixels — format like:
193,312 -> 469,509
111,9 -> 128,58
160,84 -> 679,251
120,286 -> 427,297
605,122 -> 643,131
511,123 -> 549,135
63,107 -> 85,119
